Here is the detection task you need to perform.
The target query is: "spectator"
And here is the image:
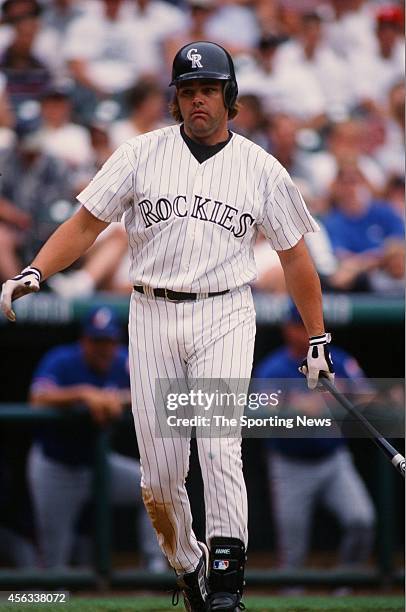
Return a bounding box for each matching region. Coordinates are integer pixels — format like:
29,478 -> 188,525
164,0 -> 216,75
276,11 -> 354,119
0,0 -> 61,79
369,238 -> 405,296
0,0 -> 52,116
35,85 -> 93,172
0,72 -> 16,149
110,79 -> 166,148
237,34 -> 327,127
326,0 -> 376,59
323,162 -> 404,288
254,304 -> 375,572
125,0 -> 186,81
374,81 -> 405,179
326,119 -> 386,195
47,222 -> 129,298
63,0 -> 150,119
382,175 -> 405,220
41,0 -> 93,36
27,305 -> 167,572
351,4 -> 405,108
0,129 -> 73,281
266,113 -> 333,199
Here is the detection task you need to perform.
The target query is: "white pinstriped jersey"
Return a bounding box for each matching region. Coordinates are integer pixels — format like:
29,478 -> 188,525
78,124 -> 319,292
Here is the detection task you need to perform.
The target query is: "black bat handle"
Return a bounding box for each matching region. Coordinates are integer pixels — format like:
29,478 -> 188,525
320,377 -> 405,479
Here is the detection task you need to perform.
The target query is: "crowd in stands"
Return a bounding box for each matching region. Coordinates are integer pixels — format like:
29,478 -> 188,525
0,0 -> 403,296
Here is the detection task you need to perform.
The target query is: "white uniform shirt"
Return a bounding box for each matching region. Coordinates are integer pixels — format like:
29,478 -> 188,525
78,125 -> 319,292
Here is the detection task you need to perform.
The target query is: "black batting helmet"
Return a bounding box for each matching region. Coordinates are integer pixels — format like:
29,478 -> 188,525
169,41 -> 238,110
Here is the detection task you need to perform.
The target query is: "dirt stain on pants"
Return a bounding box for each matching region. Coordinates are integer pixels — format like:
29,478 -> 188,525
142,486 -> 177,559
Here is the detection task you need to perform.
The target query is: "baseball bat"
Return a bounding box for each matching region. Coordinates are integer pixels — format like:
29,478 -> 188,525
320,377 -> 405,478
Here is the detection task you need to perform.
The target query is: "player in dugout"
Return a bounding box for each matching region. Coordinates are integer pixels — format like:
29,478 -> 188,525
27,305 -> 166,572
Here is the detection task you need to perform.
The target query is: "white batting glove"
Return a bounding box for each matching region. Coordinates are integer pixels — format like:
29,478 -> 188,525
299,333 -> 335,390
0,267 -> 42,322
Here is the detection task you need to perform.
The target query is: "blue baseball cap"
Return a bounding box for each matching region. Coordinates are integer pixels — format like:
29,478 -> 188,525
82,306 -> 121,340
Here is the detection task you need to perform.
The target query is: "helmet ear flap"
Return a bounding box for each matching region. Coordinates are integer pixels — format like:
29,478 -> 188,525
223,81 -> 238,109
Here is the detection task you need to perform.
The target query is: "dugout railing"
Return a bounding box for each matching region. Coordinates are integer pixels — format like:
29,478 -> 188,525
0,404 -> 403,591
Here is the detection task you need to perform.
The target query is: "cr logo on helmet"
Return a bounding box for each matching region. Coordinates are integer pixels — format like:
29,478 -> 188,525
186,48 -> 203,69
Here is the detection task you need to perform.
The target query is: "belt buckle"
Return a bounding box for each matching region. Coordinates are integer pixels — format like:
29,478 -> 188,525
164,288 -> 177,302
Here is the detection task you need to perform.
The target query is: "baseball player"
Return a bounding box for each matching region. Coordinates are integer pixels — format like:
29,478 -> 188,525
1,42 -> 334,611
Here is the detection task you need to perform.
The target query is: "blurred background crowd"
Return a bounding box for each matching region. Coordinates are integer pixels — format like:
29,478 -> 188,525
0,0 -> 404,584
0,0 -> 403,298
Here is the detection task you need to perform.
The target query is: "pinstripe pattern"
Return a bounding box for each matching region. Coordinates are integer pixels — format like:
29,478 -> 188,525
128,286 -> 255,572
77,123 -> 320,576
78,126 -> 319,293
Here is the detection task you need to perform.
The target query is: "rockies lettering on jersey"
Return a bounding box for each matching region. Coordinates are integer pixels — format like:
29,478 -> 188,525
138,194 -> 255,237
78,125 -> 319,292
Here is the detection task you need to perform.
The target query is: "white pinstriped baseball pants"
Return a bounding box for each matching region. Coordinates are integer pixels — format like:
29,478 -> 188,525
128,286 -> 256,574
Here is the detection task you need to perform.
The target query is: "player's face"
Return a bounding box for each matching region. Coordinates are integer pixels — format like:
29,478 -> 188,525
82,337 -> 119,372
177,80 -> 229,145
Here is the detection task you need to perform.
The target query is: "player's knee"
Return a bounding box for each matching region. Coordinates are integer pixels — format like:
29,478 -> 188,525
343,504 -> 376,531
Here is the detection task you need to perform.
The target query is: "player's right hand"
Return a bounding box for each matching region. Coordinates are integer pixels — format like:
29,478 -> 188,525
0,267 -> 42,322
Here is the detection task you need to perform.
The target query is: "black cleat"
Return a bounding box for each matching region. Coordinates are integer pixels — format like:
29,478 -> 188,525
173,542 -> 209,612
206,592 -> 245,611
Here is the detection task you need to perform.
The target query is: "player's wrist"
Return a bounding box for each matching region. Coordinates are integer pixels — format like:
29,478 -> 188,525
309,332 -> 332,346
26,266 -> 42,282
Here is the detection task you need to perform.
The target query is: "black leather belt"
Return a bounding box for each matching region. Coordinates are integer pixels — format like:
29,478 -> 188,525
133,286 -> 229,301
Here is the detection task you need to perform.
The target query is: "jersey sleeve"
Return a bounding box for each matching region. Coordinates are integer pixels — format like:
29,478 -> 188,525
258,167 -> 320,251
30,349 -> 68,394
77,143 -> 135,223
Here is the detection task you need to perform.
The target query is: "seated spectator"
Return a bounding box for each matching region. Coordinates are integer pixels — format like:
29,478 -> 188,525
0,0 -> 62,77
350,4 -> 405,109
204,0 -> 260,51
35,85 -> 93,173
237,34 -> 327,128
27,306 -> 167,572
130,0 -> 186,79
323,162 -> 404,289
325,119 -> 386,195
0,129 -> 73,281
63,0 -> 150,120
266,113 -> 334,200
369,238 -> 405,296
276,11 -> 354,118
374,81 -> 405,179
326,0 -> 376,59
164,0 -> 216,75
254,304 -> 375,572
110,79 -> 166,148
0,0 -> 52,115
0,71 -> 16,149
382,175 -> 405,220
47,222 -> 129,298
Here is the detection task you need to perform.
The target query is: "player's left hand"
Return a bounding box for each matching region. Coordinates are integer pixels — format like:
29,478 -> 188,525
0,267 -> 41,322
299,333 -> 335,390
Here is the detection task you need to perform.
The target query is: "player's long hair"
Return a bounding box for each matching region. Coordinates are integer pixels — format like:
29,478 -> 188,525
169,91 -> 240,122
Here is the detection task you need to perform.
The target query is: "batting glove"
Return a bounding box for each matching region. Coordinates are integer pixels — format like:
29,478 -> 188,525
299,333 -> 335,390
0,267 -> 42,322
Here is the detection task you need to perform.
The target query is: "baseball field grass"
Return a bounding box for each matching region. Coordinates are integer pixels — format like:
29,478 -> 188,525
0,595 -> 404,611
